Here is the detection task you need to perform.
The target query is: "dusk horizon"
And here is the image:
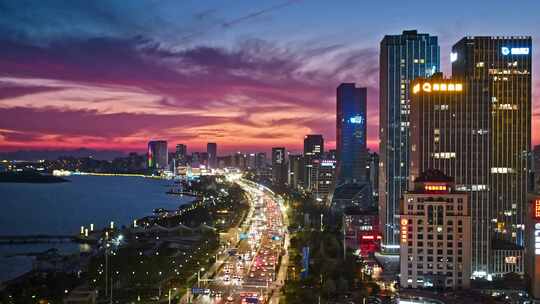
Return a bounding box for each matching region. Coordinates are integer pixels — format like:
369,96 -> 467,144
4,2 -> 540,303
1,1 -> 539,155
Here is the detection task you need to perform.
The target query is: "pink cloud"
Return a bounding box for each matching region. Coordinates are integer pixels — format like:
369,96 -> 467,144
0,36 -> 538,156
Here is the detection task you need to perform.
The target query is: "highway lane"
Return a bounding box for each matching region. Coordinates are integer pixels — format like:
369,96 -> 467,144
189,179 -> 288,304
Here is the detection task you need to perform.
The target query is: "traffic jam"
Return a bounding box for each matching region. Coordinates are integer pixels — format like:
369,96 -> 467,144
199,184 -> 285,304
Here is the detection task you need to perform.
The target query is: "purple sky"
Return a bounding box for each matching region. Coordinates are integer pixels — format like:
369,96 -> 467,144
0,1 -> 539,154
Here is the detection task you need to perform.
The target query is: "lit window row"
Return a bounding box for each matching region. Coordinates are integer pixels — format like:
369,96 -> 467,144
434,104 -> 449,110
431,152 -> 456,159
491,167 -> 515,174
494,104 -> 518,110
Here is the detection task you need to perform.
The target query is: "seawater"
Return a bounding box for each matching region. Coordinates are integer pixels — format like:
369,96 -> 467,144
0,175 -> 191,282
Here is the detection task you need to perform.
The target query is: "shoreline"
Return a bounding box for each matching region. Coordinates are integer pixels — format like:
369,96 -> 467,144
0,175 -> 194,284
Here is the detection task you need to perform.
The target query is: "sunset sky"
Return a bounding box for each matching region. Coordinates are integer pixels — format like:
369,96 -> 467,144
0,0 -> 539,155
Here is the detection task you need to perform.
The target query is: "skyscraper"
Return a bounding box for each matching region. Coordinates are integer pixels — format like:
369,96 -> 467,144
411,35 -> 532,277
207,143 -> 217,169
379,30 -> 440,252
147,140 -> 168,170
451,36 -> 532,276
176,144 -> 187,164
304,134 -> 324,190
336,83 -> 368,185
271,147 -> 287,186
256,152 -> 267,169
288,154 -> 304,189
311,158 -> 337,203
233,152 -> 247,170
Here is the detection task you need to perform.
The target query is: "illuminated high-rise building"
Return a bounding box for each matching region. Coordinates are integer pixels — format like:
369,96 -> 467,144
288,154 -> 304,189
304,134 -> 324,190
311,158 -> 337,203
147,140 -> 168,170
256,152 -> 267,169
175,144 -> 187,164
207,143 -> 217,169
336,83 -> 368,185
411,36 -> 532,277
271,147 -> 287,186
379,30 -> 440,252
451,36 -> 531,276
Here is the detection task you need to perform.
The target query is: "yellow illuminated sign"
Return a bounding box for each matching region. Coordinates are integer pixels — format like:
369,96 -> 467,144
425,184 -> 447,191
401,218 -> 408,243
534,199 -> 540,219
413,82 -> 463,94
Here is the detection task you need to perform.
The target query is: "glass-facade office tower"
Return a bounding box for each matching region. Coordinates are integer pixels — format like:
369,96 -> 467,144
148,140 -> 168,170
336,83 -> 368,185
207,143 -> 217,169
451,36 -> 532,276
304,134 -> 324,190
379,30 -> 440,251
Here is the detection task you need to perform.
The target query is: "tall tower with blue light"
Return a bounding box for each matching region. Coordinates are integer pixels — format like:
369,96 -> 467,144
336,83 -> 368,185
379,30 -> 440,252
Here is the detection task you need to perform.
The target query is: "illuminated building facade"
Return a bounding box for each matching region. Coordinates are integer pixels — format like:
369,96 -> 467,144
271,147 -> 287,186
207,143 -> 217,169
451,36 -> 531,276
175,144 -> 187,165
233,152 -> 246,170
380,30 -> 440,252
525,195 -> 540,299
336,83 -> 368,185
147,140 -> 168,170
256,152 -> 267,169
304,134 -> 324,190
343,208 -> 381,258
400,170 -> 471,290
288,154 -> 304,189
311,158 -> 336,203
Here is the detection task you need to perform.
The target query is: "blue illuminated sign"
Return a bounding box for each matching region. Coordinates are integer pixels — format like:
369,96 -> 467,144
349,115 -> 364,124
501,47 -> 530,55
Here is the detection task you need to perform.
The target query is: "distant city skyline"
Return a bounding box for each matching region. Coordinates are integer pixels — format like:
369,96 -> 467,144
0,1 -> 539,153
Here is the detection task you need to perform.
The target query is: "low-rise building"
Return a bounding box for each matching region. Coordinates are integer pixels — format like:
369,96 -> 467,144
400,170 -> 471,290
343,207 -> 380,258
